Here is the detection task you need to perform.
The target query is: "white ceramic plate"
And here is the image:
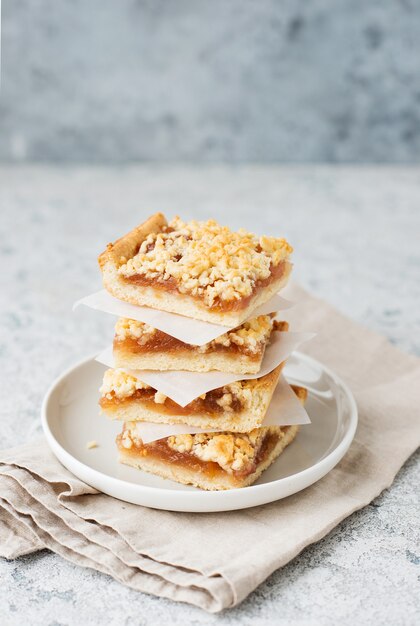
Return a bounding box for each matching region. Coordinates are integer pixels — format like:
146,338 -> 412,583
41,352 -> 357,513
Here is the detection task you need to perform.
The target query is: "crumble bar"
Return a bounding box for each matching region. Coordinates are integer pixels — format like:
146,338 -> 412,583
116,385 -> 307,490
98,213 -> 293,326
113,315 -> 288,374
99,364 -> 284,432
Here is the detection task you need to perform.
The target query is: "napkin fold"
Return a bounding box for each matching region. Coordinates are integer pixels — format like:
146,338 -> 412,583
1,284 -> 420,612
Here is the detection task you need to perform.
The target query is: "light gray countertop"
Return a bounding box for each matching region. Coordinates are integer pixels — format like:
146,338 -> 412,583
1,166 -> 419,625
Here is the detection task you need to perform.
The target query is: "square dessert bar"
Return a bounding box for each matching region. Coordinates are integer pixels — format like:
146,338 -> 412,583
98,213 -> 293,326
99,364 -> 284,432
113,315 -> 288,374
116,386 -> 307,490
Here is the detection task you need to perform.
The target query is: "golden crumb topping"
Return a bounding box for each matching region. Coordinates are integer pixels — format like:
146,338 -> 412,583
222,380 -> 253,410
115,318 -> 157,343
211,314 -> 273,354
191,432 -> 256,472
118,217 -> 292,306
100,369 -> 167,404
100,369 -> 150,400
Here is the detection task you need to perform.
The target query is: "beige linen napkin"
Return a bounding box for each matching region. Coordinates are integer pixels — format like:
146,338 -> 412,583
1,285 -> 419,612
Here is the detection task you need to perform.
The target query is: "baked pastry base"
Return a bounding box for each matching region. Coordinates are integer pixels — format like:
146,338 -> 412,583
114,343 -> 263,374
118,425 -> 299,490
98,213 -> 292,326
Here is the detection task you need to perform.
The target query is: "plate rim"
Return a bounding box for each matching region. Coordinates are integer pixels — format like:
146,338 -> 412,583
41,351 -> 358,511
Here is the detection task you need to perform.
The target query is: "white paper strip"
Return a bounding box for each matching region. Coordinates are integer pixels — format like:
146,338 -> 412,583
73,290 -> 293,346
133,376 -> 310,443
96,331 -> 315,406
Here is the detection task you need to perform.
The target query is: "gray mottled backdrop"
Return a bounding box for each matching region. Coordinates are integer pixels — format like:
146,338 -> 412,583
1,0 -> 419,163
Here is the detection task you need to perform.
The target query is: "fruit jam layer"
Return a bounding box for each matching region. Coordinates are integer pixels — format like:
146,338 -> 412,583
123,260 -> 288,312
113,333 -> 263,359
100,387 -> 244,417
117,429 -> 284,480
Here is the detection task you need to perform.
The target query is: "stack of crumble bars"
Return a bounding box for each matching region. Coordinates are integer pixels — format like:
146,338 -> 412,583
97,213 -> 307,490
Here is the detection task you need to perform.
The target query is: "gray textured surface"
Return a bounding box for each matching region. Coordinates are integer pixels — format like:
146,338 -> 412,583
1,1 -> 420,163
0,165 -> 419,624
